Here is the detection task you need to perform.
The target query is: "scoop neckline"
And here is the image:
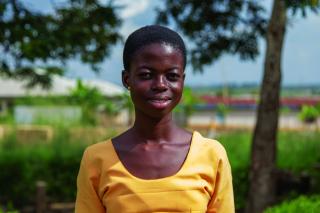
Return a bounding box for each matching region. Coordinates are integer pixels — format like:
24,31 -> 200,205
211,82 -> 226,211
109,131 -> 198,182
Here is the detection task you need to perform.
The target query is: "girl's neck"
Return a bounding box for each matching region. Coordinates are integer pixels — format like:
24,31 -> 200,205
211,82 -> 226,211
131,111 -> 178,143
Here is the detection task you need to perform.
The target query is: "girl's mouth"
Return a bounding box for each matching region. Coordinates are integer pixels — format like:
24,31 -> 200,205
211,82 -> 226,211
147,98 -> 171,109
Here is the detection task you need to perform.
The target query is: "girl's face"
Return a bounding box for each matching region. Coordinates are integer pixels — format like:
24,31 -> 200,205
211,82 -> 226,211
123,42 -> 185,118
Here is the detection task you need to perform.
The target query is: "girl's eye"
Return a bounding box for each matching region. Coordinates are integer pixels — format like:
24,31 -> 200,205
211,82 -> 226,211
139,72 -> 152,79
167,73 -> 180,81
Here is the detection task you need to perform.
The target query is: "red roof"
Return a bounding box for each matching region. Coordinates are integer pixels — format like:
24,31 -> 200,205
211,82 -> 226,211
200,96 -> 320,107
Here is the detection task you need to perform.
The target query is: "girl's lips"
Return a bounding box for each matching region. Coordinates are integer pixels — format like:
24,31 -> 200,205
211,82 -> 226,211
147,98 -> 171,109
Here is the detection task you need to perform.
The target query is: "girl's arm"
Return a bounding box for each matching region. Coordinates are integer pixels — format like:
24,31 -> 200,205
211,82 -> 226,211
75,149 -> 105,213
207,153 -> 235,213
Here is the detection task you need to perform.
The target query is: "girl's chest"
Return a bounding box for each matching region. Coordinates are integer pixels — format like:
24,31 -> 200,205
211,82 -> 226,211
117,143 -> 190,179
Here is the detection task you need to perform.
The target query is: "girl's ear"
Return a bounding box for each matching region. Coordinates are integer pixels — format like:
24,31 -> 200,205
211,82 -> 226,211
182,73 -> 186,88
122,70 -> 130,90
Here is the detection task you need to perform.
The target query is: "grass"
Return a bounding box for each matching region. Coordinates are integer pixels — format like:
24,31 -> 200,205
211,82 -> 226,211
215,130 -> 320,172
277,131 -> 320,172
0,127 -> 319,210
264,195 -> 320,213
0,126 -> 119,207
215,130 -> 320,210
216,131 -> 251,170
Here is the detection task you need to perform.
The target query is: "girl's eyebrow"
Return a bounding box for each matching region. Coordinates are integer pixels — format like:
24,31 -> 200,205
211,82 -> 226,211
135,65 -> 154,72
137,65 -> 152,70
166,67 -> 180,71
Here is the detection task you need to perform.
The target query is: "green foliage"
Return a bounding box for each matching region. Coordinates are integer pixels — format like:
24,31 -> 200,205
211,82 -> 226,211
216,103 -> 229,118
217,131 -> 251,170
104,101 -> 121,116
173,87 -> 200,126
232,167 -> 250,210
15,96 -> 70,106
217,131 -> 320,174
119,93 -> 134,113
0,0 -> 122,87
69,79 -> 104,125
0,201 -> 19,213
0,129 -> 319,210
280,106 -> 291,115
0,128 -> 84,207
0,126 -> 118,208
118,93 -> 134,125
175,87 -> 200,116
157,4 -> 319,209
13,96 -> 80,125
0,113 -> 14,124
70,80 -> 105,108
157,0 -> 267,71
264,195 -> 320,213
1,80 -> 125,126
157,0 -> 319,72
0,210 -> 19,213
10,82 -> 123,126
277,131 -> 320,173
286,0 -> 320,16
216,131 -> 251,209
316,103 -> 320,111
216,131 -> 320,210
298,105 -> 319,123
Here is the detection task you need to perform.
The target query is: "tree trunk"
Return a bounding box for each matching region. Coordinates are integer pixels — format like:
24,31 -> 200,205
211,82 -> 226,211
245,0 -> 286,212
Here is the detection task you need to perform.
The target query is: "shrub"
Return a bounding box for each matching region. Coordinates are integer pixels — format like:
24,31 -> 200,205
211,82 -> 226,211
0,129 -> 319,210
277,131 -> 320,173
298,105 -> 319,123
216,103 -> 229,118
0,137 -> 86,207
217,131 -> 251,210
264,195 -> 320,213
0,126 -> 118,208
231,167 -> 249,210
216,131 -> 320,210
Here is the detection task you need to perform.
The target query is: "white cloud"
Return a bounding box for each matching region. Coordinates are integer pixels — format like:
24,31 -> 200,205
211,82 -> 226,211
116,0 -> 150,19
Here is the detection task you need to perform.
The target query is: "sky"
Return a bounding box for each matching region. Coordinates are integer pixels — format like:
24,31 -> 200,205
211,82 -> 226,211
24,0 -> 320,87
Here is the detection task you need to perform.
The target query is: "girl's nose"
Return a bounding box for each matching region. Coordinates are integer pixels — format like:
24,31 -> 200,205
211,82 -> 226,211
152,75 -> 167,91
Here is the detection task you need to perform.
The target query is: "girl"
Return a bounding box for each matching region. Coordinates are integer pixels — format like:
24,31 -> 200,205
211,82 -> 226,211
75,25 -> 234,213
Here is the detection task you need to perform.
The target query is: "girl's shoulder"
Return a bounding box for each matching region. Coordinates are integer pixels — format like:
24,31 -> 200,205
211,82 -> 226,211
81,139 -> 118,168
192,131 -> 229,162
85,139 -> 113,154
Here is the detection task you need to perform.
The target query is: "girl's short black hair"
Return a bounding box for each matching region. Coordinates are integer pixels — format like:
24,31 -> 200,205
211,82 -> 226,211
123,25 -> 186,71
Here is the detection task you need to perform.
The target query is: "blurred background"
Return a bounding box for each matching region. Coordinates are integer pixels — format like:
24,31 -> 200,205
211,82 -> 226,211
0,0 -> 319,212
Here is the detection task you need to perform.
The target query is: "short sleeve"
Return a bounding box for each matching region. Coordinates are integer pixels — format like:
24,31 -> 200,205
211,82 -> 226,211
207,149 -> 235,213
75,149 -> 105,213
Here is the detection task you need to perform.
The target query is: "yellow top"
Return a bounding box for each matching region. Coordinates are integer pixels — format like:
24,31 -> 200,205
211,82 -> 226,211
75,131 -> 234,213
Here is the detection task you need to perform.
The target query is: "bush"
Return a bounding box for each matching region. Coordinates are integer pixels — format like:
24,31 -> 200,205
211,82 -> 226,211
0,129 -> 319,210
298,105 -> 319,123
0,126 -> 118,208
216,131 -> 320,210
277,131 -> 320,172
264,195 -> 320,213
0,132 -> 86,207
231,167 -> 249,210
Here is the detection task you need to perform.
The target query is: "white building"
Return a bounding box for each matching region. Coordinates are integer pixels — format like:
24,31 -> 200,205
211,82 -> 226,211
0,75 -> 124,98
0,75 -> 125,124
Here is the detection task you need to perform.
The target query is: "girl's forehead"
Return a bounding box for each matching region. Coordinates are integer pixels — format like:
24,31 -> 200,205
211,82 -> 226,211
127,42 -> 186,71
158,43 -> 175,53
139,42 -> 174,51
134,42 -> 182,57
129,43 -> 184,71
